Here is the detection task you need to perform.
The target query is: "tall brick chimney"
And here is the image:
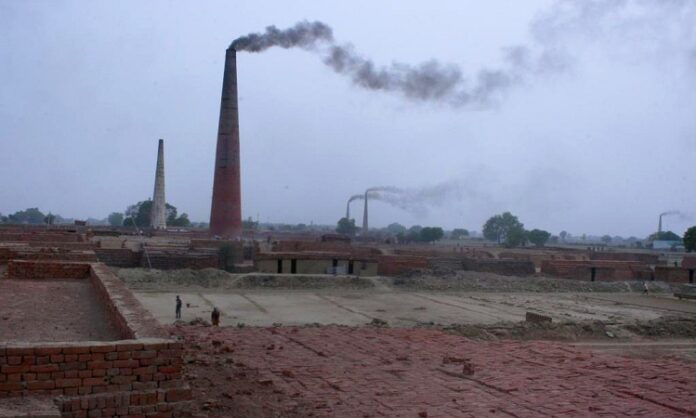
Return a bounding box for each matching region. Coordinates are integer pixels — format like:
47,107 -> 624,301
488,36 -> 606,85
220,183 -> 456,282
150,139 -> 167,229
362,191 -> 368,234
210,48 -> 242,238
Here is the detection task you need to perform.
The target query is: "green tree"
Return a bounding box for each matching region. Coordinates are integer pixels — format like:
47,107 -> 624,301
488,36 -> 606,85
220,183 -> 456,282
108,212 -> 124,227
648,231 -> 681,241
170,213 -> 191,227
241,216 -> 257,231
506,228 -> 528,247
123,200 -> 187,228
528,229 -> 551,247
482,212 -> 525,247
451,228 -> 469,239
559,231 -> 568,242
420,227 -> 444,242
8,208 -> 46,224
386,222 -> 407,235
44,213 -> 56,225
0,213 -> 6,223
601,235 -> 612,244
336,217 -> 357,235
683,226 -> 696,252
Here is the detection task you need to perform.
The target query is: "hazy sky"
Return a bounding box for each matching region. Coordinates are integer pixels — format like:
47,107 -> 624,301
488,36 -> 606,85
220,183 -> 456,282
1,1 -> 695,237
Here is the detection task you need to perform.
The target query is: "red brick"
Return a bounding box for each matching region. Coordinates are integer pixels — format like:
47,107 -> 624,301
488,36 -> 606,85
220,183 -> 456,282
83,377 -> 108,387
27,380 -> 55,390
56,378 -> 81,388
165,387 -> 191,402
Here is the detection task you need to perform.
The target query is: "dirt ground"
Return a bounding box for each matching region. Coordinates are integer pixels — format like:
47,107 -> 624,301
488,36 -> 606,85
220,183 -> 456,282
117,267 -> 696,416
170,325 -> 696,418
121,268 -> 696,333
0,278 -> 121,342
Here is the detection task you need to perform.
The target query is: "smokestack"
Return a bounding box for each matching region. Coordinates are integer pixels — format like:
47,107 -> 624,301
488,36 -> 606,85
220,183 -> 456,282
658,214 -> 663,235
362,191 -> 368,234
210,48 -> 243,238
150,139 -> 167,229
346,200 -> 350,220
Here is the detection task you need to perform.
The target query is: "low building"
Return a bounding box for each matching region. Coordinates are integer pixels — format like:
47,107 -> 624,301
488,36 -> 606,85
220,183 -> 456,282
255,252 -> 378,276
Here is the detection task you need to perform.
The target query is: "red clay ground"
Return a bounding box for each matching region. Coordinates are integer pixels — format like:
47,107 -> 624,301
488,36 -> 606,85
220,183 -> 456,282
171,325 -> 696,418
0,278 -> 121,342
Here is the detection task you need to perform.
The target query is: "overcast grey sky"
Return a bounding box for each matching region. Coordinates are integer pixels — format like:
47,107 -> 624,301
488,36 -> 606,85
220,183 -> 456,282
1,0 -> 695,237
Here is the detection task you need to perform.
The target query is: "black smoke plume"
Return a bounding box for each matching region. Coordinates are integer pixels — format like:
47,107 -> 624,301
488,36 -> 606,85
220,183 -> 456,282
230,20 -> 527,106
231,2 -> 696,107
231,21 -> 333,52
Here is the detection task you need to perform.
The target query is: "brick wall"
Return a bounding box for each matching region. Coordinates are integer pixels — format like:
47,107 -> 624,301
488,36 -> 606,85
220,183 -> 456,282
682,256 -> 696,269
275,240 -> 382,257
590,252 -> 659,264
0,261 -> 190,416
462,258 -> 536,276
95,248 -> 142,268
27,242 -> 95,250
0,339 -> 191,416
429,257 -> 536,276
377,255 -> 429,276
10,249 -> 97,263
89,264 -> 166,340
142,252 -> 220,270
541,260 -> 652,281
0,233 -> 83,243
7,260 -> 91,279
654,266 -> 693,283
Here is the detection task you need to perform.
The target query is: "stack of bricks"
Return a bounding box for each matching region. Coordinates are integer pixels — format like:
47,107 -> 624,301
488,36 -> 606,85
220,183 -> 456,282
0,340 -> 191,416
377,255 -> 429,276
461,258 -> 536,276
7,260 -> 91,280
142,251 -> 220,270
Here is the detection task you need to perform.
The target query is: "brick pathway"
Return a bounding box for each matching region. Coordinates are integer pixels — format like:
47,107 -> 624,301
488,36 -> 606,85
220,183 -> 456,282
174,325 -> 696,417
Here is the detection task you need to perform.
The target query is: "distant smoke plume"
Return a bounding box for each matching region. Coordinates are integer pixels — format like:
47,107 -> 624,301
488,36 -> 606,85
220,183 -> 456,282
231,1 -> 696,107
231,21 -> 333,52
365,181 -> 476,216
230,20 -> 533,106
347,194 -> 364,203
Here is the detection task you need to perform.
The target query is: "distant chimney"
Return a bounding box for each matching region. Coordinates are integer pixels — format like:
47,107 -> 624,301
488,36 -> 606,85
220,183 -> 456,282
362,191 -> 368,233
150,139 -> 167,229
210,48 -> 242,238
658,214 -> 663,235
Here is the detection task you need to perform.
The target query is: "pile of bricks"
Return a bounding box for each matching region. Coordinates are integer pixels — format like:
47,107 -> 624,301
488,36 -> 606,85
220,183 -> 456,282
377,255 -> 429,276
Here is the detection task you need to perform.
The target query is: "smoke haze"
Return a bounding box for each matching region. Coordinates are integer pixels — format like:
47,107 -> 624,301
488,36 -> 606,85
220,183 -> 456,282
365,181 -> 480,217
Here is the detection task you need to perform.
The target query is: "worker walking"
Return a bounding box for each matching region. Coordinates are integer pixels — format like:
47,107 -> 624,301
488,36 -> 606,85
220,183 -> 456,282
175,295 -> 182,319
642,281 -> 649,295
